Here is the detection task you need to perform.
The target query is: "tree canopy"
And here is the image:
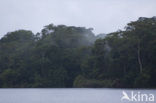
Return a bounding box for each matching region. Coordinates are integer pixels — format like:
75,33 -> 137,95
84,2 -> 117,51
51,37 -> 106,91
0,17 -> 156,88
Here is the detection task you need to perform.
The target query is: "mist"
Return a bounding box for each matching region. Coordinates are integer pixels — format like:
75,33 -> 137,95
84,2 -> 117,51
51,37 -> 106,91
0,0 -> 156,38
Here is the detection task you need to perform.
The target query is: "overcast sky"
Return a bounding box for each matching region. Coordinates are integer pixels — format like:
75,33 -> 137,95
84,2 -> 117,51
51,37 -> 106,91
0,0 -> 156,37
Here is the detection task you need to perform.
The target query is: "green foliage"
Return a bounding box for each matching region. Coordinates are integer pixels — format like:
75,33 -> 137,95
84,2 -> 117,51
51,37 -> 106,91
73,75 -> 116,88
134,72 -> 151,88
0,17 -> 156,88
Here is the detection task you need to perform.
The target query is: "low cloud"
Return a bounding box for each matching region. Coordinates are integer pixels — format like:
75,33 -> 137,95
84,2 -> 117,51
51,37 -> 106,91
0,0 -> 156,37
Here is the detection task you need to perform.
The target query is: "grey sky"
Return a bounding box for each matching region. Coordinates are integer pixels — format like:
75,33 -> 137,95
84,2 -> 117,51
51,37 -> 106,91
0,0 -> 156,37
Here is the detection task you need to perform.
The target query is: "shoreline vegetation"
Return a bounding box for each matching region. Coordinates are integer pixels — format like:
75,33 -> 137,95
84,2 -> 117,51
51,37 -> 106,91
0,16 -> 156,88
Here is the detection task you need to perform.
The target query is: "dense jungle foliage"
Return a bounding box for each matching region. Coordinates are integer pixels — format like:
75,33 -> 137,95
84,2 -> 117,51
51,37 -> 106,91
0,17 -> 156,88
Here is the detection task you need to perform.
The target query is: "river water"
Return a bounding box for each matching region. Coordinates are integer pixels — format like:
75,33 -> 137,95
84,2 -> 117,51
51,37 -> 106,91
0,88 -> 155,103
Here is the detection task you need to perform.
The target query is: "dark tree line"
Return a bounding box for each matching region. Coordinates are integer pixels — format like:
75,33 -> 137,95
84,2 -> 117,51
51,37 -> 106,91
0,17 -> 156,88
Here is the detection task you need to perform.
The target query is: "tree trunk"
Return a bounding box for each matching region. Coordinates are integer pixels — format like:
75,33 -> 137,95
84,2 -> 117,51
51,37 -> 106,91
137,41 -> 143,73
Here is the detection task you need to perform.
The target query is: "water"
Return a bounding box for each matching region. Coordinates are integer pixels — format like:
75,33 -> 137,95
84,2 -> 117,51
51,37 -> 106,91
0,88 -> 155,103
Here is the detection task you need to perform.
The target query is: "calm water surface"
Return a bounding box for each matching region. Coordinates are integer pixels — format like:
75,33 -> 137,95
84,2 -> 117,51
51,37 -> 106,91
0,88 -> 155,103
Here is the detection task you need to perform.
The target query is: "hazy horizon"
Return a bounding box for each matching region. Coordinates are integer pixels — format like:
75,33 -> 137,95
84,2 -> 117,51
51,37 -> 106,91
0,0 -> 156,37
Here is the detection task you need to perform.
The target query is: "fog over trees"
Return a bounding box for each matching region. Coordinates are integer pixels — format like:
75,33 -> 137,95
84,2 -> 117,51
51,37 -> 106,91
0,17 -> 156,88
